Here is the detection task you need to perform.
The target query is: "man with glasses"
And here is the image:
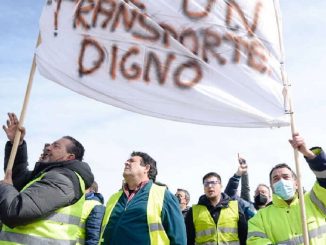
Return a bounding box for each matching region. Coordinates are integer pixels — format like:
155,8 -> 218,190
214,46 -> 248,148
185,172 -> 248,245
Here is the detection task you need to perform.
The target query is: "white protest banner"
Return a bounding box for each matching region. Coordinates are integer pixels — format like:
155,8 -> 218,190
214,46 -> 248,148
36,0 -> 289,127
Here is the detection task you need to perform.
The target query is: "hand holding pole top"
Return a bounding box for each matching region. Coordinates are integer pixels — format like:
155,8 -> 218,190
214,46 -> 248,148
3,113 -> 25,145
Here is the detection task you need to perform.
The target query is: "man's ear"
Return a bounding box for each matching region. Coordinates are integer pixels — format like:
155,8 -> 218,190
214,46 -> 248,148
144,164 -> 150,172
294,180 -> 299,190
67,154 -> 75,160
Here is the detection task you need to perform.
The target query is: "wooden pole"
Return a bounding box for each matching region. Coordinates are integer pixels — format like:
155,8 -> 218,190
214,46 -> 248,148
288,93 -> 310,244
273,0 -> 309,243
5,33 -> 41,173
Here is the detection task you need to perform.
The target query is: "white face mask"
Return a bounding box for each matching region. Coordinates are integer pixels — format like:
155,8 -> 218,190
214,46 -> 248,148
273,179 -> 296,201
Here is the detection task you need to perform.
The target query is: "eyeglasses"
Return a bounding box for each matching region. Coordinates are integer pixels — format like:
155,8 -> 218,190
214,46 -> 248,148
203,180 -> 220,187
175,194 -> 185,198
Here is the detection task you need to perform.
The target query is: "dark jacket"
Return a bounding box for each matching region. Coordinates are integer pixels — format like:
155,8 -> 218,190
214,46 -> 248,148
85,192 -> 105,245
225,174 -> 256,220
240,174 -> 251,202
185,193 -> 248,245
182,206 -> 191,218
225,173 -> 251,201
306,147 -> 326,188
0,141 -> 94,228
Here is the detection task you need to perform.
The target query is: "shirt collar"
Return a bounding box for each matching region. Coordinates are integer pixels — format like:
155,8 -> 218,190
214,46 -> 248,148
123,180 -> 150,201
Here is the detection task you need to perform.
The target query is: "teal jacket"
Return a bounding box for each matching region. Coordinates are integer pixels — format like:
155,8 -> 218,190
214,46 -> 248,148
101,180 -> 186,245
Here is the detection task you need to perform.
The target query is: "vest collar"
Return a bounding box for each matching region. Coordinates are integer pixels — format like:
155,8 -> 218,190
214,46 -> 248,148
272,193 -> 299,207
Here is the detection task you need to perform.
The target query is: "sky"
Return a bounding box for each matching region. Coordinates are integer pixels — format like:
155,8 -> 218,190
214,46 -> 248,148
1,0 -> 326,205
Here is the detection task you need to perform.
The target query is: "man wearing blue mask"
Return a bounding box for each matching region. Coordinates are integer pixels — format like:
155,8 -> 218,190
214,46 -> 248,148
247,133 -> 326,244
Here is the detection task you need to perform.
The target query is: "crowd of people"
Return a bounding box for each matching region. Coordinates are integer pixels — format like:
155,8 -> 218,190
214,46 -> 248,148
0,112 -> 325,244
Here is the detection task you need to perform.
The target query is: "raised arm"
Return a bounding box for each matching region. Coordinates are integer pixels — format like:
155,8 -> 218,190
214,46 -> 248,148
3,113 -> 31,190
2,112 -> 25,145
289,132 -> 316,159
225,157 -> 248,198
290,133 -> 326,187
238,157 -> 251,202
0,168 -> 81,228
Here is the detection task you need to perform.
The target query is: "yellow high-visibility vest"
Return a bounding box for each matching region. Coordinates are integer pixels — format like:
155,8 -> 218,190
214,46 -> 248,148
100,183 -> 170,245
0,171 -> 85,245
192,200 -> 239,245
78,198 -> 103,242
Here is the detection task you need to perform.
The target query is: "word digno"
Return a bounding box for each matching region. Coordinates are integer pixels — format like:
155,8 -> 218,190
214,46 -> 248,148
53,0 -> 269,89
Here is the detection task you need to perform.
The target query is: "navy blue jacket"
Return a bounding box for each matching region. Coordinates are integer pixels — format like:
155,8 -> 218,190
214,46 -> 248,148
85,192 -> 105,245
306,147 -> 326,188
225,175 -> 256,220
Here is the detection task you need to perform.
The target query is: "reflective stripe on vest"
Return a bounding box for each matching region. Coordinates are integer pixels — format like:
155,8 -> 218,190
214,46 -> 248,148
194,240 -> 240,245
47,212 -> 82,226
195,227 -> 238,237
196,228 -> 215,237
147,184 -> 169,244
310,188 -> 326,214
249,223 -> 326,245
193,200 -> 239,244
100,183 -> 169,244
275,224 -> 326,245
0,172 -> 85,245
312,169 -> 326,178
0,231 -> 77,245
247,231 -> 267,239
149,223 -> 165,232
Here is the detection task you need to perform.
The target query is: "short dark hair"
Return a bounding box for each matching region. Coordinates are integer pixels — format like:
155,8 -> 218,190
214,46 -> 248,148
177,188 -> 190,204
131,151 -> 157,182
202,172 -> 222,184
269,163 -> 297,184
63,136 -> 85,161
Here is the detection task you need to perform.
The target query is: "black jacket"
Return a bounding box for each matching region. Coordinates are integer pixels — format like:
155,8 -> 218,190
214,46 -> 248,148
185,193 -> 248,245
0,141 -> 94,228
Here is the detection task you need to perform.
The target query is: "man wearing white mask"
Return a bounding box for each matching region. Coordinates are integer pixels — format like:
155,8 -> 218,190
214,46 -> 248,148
247,133 -> 326,244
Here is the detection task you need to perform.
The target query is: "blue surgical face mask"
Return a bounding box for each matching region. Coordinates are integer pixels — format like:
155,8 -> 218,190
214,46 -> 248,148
273,179 -> 296,201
